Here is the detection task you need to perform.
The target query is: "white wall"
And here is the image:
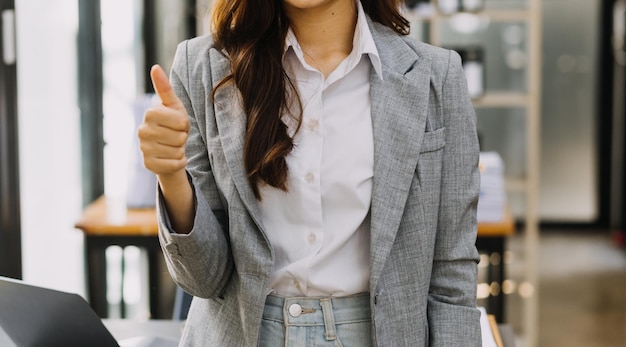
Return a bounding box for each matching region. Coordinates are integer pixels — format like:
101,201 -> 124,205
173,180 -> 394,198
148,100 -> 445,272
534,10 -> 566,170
16,0 -> 84,295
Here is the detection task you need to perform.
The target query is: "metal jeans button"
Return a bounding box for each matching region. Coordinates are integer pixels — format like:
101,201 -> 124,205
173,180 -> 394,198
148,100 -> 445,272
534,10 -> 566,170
288,303 -> 302,317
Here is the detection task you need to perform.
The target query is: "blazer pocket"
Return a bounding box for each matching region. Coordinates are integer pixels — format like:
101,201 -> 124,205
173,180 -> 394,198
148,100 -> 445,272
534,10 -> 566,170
419,127 -> 446,153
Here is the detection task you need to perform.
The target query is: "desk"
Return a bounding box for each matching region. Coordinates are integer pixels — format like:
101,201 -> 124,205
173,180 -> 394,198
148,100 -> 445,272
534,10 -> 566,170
477,211 -> 516,323
75,196 -> 172,319
77,196 -> 515,321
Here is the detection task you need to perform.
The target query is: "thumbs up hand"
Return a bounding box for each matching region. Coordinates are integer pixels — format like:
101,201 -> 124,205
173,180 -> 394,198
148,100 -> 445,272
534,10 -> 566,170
137,65 -> 190,177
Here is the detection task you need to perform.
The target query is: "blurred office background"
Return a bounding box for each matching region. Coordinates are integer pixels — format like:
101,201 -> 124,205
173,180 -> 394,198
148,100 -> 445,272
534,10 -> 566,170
0,0 -> 625,346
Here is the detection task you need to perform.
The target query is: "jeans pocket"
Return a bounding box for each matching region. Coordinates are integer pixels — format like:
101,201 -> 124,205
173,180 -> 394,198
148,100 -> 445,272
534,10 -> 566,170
335,320 -> 372,347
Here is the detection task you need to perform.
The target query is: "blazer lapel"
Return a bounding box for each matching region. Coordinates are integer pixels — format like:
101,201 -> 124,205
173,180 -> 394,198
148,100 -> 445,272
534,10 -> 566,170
208,48 -> 265,233
367,20 -> 433,291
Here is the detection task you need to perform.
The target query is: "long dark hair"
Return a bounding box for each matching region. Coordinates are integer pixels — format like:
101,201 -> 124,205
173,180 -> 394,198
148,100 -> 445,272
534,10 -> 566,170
211,0 -> 409,199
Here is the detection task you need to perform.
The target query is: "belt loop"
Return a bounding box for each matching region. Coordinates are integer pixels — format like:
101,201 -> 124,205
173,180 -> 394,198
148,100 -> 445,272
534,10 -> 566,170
319,298 -> 337,341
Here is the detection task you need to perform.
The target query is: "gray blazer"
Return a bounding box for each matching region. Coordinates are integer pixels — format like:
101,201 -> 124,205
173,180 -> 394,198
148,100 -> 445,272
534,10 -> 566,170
157,16 -> 481,347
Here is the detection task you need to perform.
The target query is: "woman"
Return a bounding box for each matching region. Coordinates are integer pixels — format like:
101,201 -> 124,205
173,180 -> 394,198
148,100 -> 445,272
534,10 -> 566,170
138,0 -> 482,345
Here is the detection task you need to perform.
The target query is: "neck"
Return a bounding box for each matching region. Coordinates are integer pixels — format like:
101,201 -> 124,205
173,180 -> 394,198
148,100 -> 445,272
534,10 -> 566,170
284,0 -> 357,76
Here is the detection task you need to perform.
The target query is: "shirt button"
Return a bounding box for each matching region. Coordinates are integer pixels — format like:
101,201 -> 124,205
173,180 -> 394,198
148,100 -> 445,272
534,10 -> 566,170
307,119 -> 319,131
289,303 -> 302,317
307,233 -> 316,244
305,173 -> 314,183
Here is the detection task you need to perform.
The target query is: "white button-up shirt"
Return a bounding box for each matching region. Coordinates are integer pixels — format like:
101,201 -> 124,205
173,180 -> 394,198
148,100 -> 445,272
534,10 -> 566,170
259,1 -> 382,297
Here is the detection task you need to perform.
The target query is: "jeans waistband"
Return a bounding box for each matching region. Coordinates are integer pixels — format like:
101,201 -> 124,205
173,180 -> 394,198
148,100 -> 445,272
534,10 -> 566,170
263,293 -> 371,326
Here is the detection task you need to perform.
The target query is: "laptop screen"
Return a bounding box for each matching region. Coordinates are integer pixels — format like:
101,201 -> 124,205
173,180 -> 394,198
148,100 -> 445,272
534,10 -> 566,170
0,277 -> 119,347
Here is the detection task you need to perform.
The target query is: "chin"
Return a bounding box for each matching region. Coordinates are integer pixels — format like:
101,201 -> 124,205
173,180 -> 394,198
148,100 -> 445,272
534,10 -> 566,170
283,0 -> 343,11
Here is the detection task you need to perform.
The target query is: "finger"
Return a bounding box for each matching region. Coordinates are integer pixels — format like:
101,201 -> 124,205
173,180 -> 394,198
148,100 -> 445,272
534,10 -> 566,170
137,122 -> 188,147
144,106 -> 190,132
140,141 -> 187,159
154,145 -> 186,160
150,64 -> 183,109
156,131 -> 188,148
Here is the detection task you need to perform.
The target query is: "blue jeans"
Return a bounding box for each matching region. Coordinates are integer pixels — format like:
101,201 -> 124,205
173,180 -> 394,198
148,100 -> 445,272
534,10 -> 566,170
259,293 -> 373,347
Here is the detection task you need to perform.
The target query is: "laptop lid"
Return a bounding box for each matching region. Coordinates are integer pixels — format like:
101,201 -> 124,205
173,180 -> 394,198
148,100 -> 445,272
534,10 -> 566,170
0,277 -> 119,347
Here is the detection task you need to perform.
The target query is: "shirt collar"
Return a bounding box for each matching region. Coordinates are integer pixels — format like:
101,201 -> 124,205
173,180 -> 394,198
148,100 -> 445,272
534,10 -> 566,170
283,0 -> 383,80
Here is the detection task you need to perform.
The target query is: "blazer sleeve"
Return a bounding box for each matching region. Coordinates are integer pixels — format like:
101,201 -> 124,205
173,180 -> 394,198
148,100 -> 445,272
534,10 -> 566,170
427,50 -> 482,346
156,40 -> 234,299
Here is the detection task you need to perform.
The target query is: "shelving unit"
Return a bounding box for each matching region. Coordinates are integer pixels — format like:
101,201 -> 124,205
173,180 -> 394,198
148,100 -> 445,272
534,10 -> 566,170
406,2 -> 541,346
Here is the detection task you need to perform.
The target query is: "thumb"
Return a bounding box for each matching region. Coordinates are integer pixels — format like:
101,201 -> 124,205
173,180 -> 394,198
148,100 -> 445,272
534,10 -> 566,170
150,64 -> 183,109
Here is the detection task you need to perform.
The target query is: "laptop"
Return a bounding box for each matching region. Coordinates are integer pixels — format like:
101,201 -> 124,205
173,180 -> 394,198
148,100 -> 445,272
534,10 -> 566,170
0,277 -> 120,347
